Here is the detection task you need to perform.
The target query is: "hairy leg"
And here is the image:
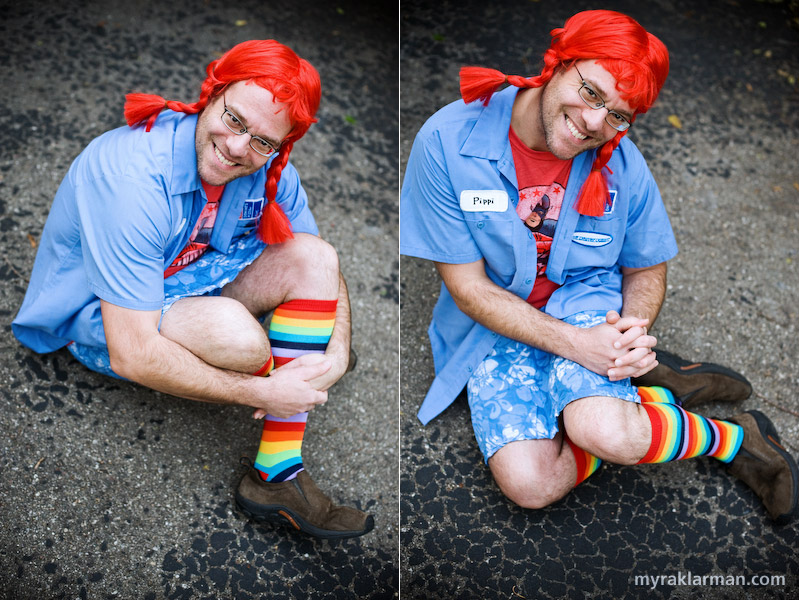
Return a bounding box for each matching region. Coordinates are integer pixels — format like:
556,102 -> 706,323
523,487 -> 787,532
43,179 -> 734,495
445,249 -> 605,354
562,396 -> 652,465
221,232 -> 340,315
489,435 -> 577,509
159,233 -> 340,373
159,295 -> 270,373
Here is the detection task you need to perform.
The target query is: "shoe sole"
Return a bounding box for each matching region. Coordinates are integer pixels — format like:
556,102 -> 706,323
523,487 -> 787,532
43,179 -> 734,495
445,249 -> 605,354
235,493 -> 375,540
634,350 -> 752,409
745,410 -> 799,526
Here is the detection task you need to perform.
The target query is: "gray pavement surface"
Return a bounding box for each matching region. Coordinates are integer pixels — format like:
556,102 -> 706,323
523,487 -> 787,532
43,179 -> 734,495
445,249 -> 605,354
0,1 -> 397,599
400,0 -> 799,598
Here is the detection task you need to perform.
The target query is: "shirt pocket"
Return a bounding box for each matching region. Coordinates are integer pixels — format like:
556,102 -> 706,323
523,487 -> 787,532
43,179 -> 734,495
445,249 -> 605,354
462,210 -> 518,281
567,214 -> 624,270
232,198 -> 264,240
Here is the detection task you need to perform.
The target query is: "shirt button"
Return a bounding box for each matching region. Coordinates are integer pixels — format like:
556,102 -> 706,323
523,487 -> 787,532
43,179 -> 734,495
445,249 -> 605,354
528,231 -> 533,239
467,366 -> 473,372
525,278 -> 532,284
476,221 -> 485,229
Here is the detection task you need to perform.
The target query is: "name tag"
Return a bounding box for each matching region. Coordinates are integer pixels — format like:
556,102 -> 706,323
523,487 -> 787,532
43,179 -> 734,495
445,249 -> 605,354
572,231 -> 613,247
240,198 -> 264,220
460,189 -> 508,212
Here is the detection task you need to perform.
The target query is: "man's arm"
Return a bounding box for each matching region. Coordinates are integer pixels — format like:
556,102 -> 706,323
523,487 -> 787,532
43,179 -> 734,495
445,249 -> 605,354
307,271 -> 352,391
101,300 -> 330,418
435,259 -> 649,378
604,262 -> 668,378
620,262 -> 667,324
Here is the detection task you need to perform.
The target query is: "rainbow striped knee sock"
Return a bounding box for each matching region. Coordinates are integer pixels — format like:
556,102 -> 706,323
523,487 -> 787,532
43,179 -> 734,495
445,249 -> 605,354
565,385 -> 743,485
637,386 -> 744,464
566,434 -> 602,486
253,299 -> 336,482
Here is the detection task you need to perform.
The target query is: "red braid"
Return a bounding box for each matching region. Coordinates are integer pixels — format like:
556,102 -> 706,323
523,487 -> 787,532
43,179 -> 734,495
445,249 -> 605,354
458,10 -> 669,217
124,94 -> 203,132
575,133 -> 625,216
122,40 -> 321,244
260,141 -> 294,244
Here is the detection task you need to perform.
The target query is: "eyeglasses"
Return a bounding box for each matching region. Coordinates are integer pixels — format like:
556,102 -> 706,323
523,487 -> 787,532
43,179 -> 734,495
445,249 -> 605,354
220,96 -> 281,158
574,65 -> 631,132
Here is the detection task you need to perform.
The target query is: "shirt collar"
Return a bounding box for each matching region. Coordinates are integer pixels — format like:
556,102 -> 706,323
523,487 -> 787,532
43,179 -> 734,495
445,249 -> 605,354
170,112 -> 202,196
460,85 -> 520,160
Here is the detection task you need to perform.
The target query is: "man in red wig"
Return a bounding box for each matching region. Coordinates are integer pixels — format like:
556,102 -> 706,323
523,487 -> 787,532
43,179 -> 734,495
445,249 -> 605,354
400,10 -> 797,524
13,40 -> 373,539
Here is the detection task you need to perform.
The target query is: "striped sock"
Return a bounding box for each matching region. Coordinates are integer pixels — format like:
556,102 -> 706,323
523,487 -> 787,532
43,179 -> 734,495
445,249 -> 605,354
636,386 -> 744,464
564,386 -> 673,486
565,434 -> 602,486
253,299 -> 336,482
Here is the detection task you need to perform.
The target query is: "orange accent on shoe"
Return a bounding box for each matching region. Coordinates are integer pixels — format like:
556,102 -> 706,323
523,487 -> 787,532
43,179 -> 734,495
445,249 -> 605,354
768,435 -> 786,451
679,363 -> 703,371
279,510 -> 301,530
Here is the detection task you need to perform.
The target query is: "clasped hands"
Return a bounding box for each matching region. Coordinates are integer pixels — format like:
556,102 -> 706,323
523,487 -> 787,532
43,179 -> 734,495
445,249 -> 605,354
250,349 -> 350,420
583,310 -> 658,381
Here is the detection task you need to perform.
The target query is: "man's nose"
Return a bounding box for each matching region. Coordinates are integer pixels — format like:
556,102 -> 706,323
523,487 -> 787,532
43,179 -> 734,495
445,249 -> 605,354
582,107 -> 608,133
227,133 -> 251,157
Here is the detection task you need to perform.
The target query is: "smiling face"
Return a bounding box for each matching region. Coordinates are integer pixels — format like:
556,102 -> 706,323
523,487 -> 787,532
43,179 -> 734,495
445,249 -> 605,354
194,80 -> 293,186
535,60 -> 635,160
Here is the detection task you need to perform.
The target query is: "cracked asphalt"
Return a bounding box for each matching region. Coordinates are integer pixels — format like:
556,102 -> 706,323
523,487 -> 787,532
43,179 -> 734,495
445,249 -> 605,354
0,1 -> 397,599
2,0 -> 799,598
400,0 -> 799,599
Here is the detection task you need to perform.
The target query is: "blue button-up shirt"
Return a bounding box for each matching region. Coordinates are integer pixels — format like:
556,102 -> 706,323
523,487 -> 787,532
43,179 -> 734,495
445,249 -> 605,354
400,86 -> 678,424
13,111 -> 317,352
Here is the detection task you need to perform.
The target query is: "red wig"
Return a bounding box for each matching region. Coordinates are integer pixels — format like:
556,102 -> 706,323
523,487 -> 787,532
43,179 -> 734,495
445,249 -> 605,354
124,40 -> 321,244
460,10 -> 669,216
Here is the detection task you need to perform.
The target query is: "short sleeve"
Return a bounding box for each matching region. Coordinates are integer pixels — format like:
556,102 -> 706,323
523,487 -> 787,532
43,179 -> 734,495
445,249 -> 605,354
400,128 -> 483,264
75,174 -> 171,310
617,149 -> 678,268
276,162 -> 319,236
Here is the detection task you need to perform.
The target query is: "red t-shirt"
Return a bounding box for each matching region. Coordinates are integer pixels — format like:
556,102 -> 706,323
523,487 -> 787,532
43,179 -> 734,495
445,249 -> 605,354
509,127 -> 573,309
164,181 -> 225,278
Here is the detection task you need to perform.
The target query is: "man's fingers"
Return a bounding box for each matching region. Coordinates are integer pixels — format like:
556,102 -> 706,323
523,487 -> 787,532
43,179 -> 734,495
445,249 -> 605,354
251,389 -> 327,420
615,346 -> 652,367
278,354 -> 332,378
608,355 -> 659,381
614,328 -> 656,350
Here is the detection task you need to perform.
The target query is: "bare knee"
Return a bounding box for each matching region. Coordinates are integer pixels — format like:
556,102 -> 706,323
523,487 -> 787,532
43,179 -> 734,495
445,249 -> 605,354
564,398 -> 649,465
161,296 -> 270,373
489,440 -> 573,509
496,472 -> 570,510
280,233 -> 339,278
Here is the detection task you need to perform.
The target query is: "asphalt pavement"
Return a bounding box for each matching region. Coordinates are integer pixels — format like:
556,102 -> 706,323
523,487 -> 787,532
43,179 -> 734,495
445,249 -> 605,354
400,0 -> 799,599
2,0 -> 798,599
0,1 -> 398,599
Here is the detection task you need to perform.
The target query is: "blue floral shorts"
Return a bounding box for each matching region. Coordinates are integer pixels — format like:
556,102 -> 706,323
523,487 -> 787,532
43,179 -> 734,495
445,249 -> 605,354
67,233 -> 266,379
466,310 -> 641,462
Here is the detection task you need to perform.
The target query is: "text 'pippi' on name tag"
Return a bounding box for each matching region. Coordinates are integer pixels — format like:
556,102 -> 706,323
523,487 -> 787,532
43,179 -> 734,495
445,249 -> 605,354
459,189 -> 509,212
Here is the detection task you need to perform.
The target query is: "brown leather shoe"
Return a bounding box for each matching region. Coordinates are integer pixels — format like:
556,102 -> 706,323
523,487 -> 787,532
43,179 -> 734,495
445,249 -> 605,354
347,348 -> 358,373
726,411 -> 798,525
632,350 -> 752,410
235,468 -> 374,539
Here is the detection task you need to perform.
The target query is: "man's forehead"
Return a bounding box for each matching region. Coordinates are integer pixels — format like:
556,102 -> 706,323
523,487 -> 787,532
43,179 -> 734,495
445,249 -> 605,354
222,81 -> 291,141
575,60 -> 636,116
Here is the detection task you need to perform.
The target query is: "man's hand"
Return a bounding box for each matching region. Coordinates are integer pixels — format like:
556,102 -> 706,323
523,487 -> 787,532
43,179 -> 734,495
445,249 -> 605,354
604,310 -> 658,380
251,353 -> 332,419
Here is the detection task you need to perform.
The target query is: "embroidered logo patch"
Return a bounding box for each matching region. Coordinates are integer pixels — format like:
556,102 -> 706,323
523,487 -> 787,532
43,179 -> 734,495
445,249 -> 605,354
459,189 -> 508,212
572,231 -> 613,247
240,198 -> 264,220
604,190 -> 618,216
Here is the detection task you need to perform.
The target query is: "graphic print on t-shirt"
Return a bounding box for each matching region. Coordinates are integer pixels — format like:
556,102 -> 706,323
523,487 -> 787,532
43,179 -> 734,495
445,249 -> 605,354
509,127 -> 573,308
164,182 -> 225,278
516,182 -> 565,277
